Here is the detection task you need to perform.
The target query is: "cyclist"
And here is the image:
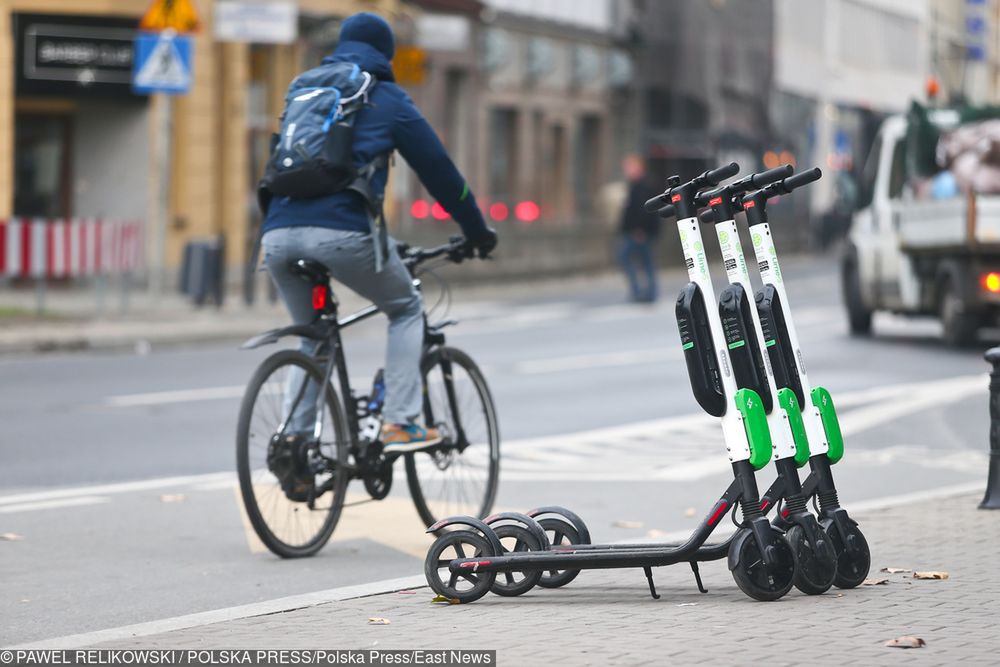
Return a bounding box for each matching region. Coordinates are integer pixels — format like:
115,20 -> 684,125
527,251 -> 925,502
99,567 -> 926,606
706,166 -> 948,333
261,12 -> 497,454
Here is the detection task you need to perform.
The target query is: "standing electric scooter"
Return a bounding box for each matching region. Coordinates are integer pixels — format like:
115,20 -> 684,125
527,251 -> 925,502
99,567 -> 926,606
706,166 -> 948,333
422,164 -> 798,604
739,169 -> 871,588
694,167 -> 838,595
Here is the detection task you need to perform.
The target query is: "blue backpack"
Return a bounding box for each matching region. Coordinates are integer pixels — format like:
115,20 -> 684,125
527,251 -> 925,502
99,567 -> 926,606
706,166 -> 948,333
262,61 -> 379,200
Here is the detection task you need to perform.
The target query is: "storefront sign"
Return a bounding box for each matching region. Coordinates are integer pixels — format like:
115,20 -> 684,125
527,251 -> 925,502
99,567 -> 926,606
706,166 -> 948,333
15,13 -> 140,97
215,1 -> 298,44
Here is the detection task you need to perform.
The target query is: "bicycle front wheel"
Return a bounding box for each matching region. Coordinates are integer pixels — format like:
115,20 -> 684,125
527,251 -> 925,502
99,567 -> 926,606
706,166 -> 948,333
407,346 -> 500,527
236,349 -> 350,558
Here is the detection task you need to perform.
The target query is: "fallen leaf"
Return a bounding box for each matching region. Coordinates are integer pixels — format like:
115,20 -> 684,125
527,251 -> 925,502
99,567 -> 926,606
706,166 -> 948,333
835,593 -> 844,598
880,567 -> 910,574
913,571 -> 948,580
368,617 -> 390,625
612,520 -> 643,529
431,595 -> 460,605
862,578 -> 889,586
646,529 -> 669,538
397,590 -> 416,595
159,494 -> 186,503
0,532 -> 25,541
885,636 -> 925,649
684,507 -> 697,518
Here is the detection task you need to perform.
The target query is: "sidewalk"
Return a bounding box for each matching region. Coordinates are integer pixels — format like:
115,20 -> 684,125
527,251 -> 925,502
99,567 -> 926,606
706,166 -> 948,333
0,254 -> 832,356
85,491 -> 998,664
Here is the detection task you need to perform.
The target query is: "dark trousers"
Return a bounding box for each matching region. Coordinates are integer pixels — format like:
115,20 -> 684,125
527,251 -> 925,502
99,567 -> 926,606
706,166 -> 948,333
617,235 -> 657,302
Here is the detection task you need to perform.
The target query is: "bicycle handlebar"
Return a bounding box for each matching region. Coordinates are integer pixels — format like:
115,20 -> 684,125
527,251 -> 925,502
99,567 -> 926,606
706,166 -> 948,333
400,236 -> 470,268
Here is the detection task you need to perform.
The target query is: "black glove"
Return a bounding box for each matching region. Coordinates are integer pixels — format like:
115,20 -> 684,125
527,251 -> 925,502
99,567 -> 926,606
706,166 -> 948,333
470,227 -> 498,259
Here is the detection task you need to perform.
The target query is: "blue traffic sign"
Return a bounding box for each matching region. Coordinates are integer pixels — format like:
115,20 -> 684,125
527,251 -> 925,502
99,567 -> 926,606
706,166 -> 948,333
132,31 -> 193,94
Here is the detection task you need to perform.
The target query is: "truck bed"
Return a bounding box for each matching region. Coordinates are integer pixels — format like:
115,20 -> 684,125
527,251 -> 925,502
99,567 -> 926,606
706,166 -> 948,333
896,195 -> 1000,252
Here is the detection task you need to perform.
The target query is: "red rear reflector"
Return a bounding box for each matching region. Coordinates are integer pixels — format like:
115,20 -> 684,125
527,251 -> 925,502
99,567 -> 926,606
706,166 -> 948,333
312,286 -> 327,310
707,501 -> 728,526
744,200 -> 756,209
709,196 -> 723,206
780,508 -> 790,518
671,194 -> 682,203
983,272 -> 1000,293
760,499 -> 770,512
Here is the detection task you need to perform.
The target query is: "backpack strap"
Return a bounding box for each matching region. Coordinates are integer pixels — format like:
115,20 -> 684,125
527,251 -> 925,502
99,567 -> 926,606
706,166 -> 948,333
346,152 -> 391,271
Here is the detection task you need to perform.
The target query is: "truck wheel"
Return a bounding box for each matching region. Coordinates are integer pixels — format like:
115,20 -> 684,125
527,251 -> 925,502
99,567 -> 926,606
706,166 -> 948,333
841,260 -> 872,335
939,279 -> 979,347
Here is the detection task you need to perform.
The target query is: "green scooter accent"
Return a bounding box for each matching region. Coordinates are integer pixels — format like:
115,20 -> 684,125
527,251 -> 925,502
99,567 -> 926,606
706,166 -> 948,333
778,387 -> 810,467
811,386 -> 844,464
734,388 -> 771,471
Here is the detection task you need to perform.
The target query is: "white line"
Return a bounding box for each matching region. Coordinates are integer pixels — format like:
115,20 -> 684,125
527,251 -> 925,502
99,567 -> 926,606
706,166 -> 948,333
0,496 -> 110,514
105,385 -> 248,407
0,472 -> 234,506
7,575 -> 428,650
515,348 -> 677,375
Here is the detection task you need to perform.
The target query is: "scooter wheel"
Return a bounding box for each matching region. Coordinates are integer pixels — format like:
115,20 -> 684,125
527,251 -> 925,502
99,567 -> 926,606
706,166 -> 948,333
786,524 -> 837,595
823,520 -> 871,589
490,524 -> 544,597
526,506 -> 591,544
424,530 -> 497,604
536,517 -> 583,589
730,527 -> 796,601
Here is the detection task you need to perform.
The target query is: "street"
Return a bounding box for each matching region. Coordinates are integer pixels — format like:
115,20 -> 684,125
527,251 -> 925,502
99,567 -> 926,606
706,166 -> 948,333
1,255 -> 992,647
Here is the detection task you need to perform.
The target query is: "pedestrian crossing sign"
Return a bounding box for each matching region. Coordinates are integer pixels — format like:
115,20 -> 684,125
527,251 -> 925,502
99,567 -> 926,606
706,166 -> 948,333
132,31 -> 193,95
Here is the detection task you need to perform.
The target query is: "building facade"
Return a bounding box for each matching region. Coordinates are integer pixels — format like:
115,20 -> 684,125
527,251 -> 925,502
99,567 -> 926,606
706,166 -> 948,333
0,0 -> 399,287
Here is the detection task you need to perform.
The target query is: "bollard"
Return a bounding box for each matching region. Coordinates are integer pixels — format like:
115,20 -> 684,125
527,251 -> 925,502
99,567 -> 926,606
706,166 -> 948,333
981,347 -> 1000,509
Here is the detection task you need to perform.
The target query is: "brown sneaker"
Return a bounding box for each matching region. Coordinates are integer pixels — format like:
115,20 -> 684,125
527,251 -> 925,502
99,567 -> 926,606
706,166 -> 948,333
381,423 -> 443,453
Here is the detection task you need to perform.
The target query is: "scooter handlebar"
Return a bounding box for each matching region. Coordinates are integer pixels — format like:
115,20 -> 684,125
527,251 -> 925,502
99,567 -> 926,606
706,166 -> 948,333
747,164 -> 794,189
643,192 -> 671,213
657,203 -> 676,218
698,208 -> 716,224
782,167 -> 822,191
703,161 -> 740,186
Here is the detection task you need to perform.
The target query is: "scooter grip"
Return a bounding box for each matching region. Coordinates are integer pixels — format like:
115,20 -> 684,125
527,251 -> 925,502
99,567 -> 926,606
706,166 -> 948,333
656,203 -> 676,218
749,164 -> 794,189
784,167 -> 822,191
698,208 -> 715,224
644,192 -> 670,213
704,162 -> 739,185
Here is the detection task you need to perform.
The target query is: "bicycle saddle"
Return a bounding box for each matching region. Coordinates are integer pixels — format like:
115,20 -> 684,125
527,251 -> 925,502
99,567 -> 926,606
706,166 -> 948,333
289,259 -> 331,284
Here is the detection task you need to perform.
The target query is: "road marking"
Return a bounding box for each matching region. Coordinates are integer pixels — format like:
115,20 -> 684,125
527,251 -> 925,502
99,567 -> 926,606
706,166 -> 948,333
9,480 -> 984,651
0,472 -> 234,506
0,496 -> 110,514
515,348 -> 677,374
9,373 -> 989,507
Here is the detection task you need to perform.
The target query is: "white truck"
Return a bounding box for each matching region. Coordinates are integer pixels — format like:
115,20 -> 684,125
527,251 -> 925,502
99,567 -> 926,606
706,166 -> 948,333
842,110 -> 1000,346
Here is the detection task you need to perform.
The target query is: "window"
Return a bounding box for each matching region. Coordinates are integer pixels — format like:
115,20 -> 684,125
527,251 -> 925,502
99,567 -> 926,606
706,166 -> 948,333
14,113 -> 72,217
856,132 -> 882,210
489,108 -> 518,204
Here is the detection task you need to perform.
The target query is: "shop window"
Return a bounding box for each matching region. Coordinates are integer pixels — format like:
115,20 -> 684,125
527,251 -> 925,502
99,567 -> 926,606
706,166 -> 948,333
14,113 -> 72,218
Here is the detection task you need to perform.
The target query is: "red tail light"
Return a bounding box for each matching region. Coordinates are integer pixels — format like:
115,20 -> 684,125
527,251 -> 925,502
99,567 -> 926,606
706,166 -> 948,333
431,202 -> 449,220
489,202 -> 509,221
983,272 -> 1000,293
410,199 -> 430,220
514,201 -> 540,223
312,285 -> 327,310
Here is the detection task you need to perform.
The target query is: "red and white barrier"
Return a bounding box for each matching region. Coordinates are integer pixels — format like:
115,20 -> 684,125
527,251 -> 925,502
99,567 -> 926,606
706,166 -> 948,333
0,218 -> 143,279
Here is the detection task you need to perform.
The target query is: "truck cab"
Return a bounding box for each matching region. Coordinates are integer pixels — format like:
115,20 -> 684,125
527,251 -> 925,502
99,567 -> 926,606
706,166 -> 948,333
843,107 -> 1000,346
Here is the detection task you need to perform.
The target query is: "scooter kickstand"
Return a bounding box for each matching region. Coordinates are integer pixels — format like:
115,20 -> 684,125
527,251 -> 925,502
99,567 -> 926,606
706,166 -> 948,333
643,567 -> 661,600
689,561 -> 708,594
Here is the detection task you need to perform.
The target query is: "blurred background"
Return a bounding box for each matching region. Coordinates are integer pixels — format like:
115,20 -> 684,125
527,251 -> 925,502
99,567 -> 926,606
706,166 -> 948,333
1,0 -> 989,302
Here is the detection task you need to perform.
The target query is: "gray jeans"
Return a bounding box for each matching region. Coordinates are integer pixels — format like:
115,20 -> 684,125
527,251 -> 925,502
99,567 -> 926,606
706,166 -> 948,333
262,226 -> 424,428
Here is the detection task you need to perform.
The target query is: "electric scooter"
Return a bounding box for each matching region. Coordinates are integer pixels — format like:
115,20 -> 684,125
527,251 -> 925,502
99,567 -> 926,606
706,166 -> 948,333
715,168 -> 872,588
422,164 -> 798,604
692,167 -> 839,595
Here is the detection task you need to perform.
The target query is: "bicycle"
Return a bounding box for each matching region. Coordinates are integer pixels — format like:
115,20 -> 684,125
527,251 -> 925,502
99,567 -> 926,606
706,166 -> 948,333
236,236 -> 500,558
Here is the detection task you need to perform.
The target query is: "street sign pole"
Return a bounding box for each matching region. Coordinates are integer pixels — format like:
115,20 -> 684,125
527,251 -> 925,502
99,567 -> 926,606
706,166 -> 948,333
150,94 -> 173,297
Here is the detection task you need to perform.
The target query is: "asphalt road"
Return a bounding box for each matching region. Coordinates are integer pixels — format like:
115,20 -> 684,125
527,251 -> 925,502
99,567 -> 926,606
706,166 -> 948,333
1,254 -> 992,646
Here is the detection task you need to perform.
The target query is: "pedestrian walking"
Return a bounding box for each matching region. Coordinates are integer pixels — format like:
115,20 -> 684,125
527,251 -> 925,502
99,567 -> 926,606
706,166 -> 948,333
617,154 -> 661,303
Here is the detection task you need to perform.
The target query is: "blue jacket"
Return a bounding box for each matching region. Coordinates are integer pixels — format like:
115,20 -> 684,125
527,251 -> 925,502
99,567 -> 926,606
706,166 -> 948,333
263,41 -> 488,240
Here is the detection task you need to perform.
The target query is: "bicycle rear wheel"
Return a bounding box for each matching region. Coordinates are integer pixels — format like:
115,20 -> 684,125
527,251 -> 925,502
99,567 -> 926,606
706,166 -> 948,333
236,349 -> 350,558
406,346 -> 500,527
